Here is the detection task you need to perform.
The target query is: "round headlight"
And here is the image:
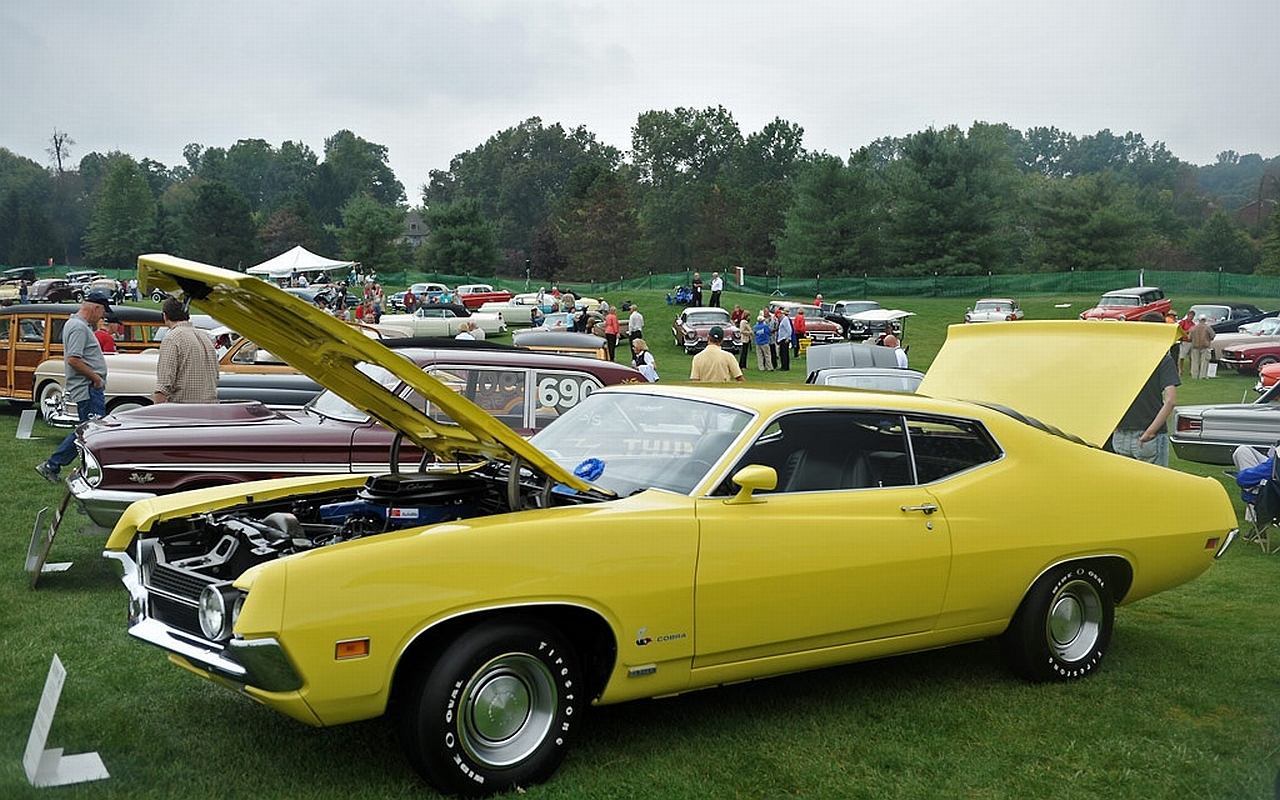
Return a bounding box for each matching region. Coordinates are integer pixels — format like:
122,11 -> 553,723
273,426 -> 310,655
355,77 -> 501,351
198,584 -> 241,641
80,448 -> 102,487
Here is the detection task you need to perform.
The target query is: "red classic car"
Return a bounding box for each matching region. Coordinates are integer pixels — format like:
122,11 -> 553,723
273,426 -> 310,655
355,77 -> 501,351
67,340 -> 642,530
767,301 -> 843,343
1220,340 -> 1280,374
454,283 -> 514,309
1078,287 -> 1172,322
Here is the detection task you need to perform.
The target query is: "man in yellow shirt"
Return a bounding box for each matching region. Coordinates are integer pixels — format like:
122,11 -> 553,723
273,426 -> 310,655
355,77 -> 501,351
689,326 -> 745,382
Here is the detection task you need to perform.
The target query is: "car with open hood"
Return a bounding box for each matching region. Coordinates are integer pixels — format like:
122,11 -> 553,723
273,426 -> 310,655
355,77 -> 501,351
101,255 -> 1237,797
68,337 -> 640,531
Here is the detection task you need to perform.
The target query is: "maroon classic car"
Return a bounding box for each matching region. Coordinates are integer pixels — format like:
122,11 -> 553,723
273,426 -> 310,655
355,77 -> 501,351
767,301 -> 844,344
68,341 -> 642,529
1218,340 -> 1280,373
671,306 -> 743,353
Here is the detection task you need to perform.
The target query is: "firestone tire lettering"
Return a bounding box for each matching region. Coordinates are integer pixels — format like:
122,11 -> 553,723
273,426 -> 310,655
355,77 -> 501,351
399,619 -> 582,797
1001,563 -> 1115,683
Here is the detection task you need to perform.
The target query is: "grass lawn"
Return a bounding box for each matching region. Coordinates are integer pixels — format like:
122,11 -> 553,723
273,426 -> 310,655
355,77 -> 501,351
1,290 -> 1278,799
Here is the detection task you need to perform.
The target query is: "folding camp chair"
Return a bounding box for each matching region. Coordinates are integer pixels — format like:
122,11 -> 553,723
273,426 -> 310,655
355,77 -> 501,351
1236,454 -> 1280,553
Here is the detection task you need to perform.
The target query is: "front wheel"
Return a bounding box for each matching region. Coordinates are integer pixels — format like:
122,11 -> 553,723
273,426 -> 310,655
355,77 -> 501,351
106,398 -> 150,416
400,619 -> 582,797
1002,563 -> 1114,682
36,380 -> 63,411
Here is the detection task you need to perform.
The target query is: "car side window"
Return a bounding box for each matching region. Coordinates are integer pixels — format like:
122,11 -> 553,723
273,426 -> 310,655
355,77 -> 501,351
19,318 -> 44,343
230,341 -> 259,365
723,410 -> 913,495
421,368 -> 528,430
905,416 -> 1000,483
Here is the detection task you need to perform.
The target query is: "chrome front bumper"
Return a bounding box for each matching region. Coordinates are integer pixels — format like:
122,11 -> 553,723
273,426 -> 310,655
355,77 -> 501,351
69,472 -> 155,528
104,550 -> 302,693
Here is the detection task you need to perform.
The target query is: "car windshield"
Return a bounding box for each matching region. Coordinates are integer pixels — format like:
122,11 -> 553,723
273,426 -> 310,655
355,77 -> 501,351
529,392 -> 754,496
306,362 -> 401,422
840,302 -> 880,314
1100,295 -> 1140,307
974,301 -> 1008,312
686,310 -> 729,325
1190,305 -> 1228,323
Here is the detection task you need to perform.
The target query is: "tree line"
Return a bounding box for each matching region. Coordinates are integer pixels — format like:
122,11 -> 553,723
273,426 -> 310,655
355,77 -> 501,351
1,111 -> 1278,283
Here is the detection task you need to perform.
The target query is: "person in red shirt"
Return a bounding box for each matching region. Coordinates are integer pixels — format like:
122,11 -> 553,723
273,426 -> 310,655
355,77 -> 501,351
792,310 -> 809,356
94,320 -> 117,353
1176,310 -> 1195,375
603,307 -> 620,361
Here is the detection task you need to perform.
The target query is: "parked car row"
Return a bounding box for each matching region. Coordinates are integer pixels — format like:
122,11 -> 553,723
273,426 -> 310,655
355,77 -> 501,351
69,338 -> 642,530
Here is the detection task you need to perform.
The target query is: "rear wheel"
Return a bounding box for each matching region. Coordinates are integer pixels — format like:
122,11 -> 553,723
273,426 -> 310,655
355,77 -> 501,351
399,619 -> 582,797
1002,563 -> 1114,682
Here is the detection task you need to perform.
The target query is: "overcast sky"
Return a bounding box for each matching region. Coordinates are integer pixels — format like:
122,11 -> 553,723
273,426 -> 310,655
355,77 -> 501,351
4,0 -> 1277,203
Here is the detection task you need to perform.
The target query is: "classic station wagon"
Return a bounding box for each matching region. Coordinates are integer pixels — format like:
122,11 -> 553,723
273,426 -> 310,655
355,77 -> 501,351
0,304 -> 166,402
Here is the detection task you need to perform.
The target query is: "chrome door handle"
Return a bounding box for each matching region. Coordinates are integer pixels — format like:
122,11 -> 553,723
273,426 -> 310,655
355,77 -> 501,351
900,504 -> 938,515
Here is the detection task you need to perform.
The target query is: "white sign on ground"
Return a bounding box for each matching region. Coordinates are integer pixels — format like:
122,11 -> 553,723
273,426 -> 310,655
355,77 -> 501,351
23,655 -> 109,787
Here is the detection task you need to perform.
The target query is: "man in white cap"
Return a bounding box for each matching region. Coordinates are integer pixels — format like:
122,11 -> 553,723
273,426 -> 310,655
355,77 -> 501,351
1188,315 -> 1215,379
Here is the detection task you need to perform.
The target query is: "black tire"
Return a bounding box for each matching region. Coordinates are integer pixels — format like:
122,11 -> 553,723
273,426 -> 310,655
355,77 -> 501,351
106,398 -> 149,415
400,619 -> 582,797
1256,356 -> 1278,371
1002,563 -> 1114,682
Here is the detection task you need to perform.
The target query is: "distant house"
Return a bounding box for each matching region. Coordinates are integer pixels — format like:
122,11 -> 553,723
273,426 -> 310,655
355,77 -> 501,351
1234,198 -> 1277,229
401,210 -> 429,248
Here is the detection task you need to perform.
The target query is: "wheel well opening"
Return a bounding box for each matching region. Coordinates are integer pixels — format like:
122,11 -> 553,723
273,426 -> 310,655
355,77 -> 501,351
390,606 -> 618,712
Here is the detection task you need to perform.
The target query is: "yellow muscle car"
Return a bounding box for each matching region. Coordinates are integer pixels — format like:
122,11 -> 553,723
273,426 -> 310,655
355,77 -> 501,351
104,255 -> 1238,797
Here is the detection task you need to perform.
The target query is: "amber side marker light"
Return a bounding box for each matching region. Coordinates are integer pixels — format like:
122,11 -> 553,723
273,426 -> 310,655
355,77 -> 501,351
1206,537 -> 1221,550
335,638 -> 370,660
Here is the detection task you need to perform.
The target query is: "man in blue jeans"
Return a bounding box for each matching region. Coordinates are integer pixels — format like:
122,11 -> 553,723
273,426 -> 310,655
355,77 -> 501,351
35,290 -> 112,483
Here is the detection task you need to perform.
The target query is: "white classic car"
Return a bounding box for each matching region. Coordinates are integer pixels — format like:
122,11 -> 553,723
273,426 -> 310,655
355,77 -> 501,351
376,303 -> 506,338
964,298 -> 1025,323
477,293 -> 557,327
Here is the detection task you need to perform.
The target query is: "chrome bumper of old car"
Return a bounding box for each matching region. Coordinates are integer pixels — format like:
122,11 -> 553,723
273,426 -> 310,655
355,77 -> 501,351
105,550 -> 303,693
41,396 -> 78,427
69,473 -> 155,528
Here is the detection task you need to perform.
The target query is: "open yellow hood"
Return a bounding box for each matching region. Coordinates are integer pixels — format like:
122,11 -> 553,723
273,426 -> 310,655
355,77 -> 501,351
138,254 -> 594,493
919,320 -> 1179,447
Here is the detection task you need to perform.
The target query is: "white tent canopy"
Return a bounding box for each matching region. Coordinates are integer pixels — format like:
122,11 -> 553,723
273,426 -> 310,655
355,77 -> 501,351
246,246 -> 355,279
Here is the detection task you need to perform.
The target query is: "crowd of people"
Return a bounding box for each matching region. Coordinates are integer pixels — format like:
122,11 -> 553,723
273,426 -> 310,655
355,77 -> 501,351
32,272 -> 1219,481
